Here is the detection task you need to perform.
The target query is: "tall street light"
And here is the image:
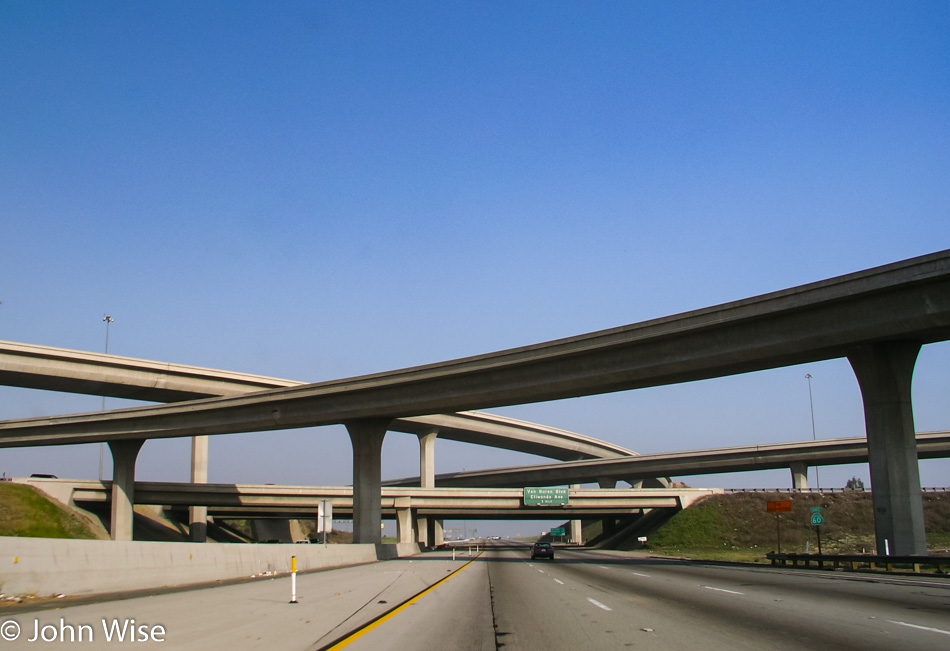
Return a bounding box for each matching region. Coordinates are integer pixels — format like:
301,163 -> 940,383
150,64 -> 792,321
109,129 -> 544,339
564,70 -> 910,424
806,373 -> 821,490
99,315 -> 114,481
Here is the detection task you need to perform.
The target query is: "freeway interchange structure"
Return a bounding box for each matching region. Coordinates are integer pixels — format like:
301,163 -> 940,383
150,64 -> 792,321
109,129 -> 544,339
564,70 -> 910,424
1,249 -> 950,554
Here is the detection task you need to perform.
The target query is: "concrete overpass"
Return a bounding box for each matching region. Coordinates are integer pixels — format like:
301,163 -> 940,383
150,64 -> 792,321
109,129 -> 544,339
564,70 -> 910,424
383,431 -> 950,489
0,341 -> 639,543
2,250 -> 950,553
0,341 -> 634,462
19,477 -> 718,545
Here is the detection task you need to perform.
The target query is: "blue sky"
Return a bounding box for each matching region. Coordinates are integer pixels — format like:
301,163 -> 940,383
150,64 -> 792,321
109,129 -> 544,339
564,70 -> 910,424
1,2 -> 949,534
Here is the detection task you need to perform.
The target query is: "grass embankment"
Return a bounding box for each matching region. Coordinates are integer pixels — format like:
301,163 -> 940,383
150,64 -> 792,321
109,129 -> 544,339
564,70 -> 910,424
0,483 -> 98,539
646,491 -> 950,563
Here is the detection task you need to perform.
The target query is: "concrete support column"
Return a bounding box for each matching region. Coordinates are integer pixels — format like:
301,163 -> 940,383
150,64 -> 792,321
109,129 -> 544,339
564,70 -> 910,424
569,484 -> 583,545
433,519 -> 444,546
848,341 -> 927,555
790,462 -> 809,491
418,430 -> 438,489
346,419 -> 390,545
570,520 -> 583,545
416,516 -> 429,546
415,430 -> 438,547
108,439 -> 145,542
395,501 -> 414,544
598,478 -> 617,536
189,435 -> 209,542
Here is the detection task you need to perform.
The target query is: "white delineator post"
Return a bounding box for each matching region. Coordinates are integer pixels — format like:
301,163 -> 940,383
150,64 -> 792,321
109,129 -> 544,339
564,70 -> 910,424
290,556 -> 297,604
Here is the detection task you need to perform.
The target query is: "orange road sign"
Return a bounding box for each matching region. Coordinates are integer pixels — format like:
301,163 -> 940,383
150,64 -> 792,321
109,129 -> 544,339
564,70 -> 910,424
767,500 -> 793,513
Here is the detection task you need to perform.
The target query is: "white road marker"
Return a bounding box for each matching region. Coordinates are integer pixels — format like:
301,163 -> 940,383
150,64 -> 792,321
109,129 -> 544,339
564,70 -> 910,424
554,579 -> 565,585
631,572 -> 651,577
888,621 -> 950,636
587,597 -> 613,611
703,586 -> 744,595
598,566 -> 610,570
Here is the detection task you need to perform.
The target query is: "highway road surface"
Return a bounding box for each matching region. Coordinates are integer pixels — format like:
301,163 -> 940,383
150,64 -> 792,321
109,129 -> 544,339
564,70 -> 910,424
3,542 -> 948,649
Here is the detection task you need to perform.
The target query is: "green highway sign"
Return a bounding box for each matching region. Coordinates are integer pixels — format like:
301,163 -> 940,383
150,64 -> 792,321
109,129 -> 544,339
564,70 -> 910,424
550,527 -> 566,536
524,487 -> 570,506
811,512 -> 824,526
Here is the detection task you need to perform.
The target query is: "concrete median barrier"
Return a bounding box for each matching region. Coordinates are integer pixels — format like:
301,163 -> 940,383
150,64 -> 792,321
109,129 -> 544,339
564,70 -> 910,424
0,537 -> 419,598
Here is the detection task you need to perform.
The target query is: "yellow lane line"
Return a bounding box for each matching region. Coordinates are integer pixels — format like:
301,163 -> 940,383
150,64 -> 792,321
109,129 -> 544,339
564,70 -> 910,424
322,553 -> 483,650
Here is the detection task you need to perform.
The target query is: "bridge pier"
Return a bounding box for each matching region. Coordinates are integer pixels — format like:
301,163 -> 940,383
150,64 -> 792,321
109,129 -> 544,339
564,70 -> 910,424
416,430 -> 438,546
416,516 -> 429,546
570,519 -> 583,545
189,435 -> 209,542
418,430 -> 437,489
570,484 -> 583,545
108,439 -> 144,541
413,515 -> 441,549
790,462 -> 808,490
346,419 -> 391,545
598,478 -> 617,537
848,341 -> 927,555
395,498 -> 415,544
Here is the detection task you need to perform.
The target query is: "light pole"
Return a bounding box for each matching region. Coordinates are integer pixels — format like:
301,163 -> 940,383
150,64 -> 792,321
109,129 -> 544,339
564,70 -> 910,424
806,373 -> 820,490
99,315 -> 114,481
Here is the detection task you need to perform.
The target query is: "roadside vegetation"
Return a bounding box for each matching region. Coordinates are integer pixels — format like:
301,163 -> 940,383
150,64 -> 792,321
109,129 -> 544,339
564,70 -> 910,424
644,490 -> 950,562
6,481 -> 948,558
0,483 -> 99,539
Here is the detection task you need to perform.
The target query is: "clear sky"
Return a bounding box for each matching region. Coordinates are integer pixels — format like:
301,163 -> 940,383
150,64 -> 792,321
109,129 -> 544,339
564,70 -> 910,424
1,2 -> 948,537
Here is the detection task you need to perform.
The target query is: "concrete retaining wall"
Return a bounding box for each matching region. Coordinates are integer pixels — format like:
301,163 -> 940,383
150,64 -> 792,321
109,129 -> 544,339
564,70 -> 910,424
0,537 -> 420,598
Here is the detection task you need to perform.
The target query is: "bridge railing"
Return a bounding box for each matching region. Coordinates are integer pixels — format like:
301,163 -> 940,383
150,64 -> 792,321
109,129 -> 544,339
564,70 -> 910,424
723,487 -> 949,493
766,552 -> 949,574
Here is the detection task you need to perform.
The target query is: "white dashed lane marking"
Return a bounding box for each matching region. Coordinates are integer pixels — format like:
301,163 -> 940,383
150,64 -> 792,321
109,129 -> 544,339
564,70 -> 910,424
587,598 -> 613,611
703,586 -> 744,595
888,621 -> 950,636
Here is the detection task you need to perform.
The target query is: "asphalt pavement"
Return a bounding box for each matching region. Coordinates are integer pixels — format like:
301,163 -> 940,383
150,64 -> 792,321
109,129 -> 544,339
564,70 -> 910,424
2,542 -> 948,650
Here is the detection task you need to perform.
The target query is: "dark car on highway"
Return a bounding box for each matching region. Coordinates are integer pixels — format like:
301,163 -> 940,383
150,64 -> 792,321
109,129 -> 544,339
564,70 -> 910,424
531,542 -> 554,560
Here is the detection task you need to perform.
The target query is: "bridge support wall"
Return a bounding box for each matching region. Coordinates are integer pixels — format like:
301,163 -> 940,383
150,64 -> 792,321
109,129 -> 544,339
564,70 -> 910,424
849,341 -> 927,555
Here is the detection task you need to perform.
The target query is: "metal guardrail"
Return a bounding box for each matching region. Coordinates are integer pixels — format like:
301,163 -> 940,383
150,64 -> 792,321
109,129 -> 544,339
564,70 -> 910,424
724,487 -> 950,493
767,552 -> 949,574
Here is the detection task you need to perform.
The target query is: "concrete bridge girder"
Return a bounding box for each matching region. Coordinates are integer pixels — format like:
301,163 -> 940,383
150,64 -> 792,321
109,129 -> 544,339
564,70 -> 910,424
2,251 -> 950,552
